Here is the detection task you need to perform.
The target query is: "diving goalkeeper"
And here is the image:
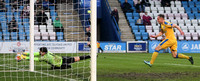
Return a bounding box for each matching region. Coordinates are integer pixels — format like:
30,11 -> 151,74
17,47 -> 91,69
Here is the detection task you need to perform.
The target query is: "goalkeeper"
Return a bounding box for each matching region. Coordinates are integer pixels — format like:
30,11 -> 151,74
19,47 -> 91,69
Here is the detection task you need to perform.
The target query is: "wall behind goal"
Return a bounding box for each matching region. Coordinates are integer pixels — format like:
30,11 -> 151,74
0,42 -> 77,53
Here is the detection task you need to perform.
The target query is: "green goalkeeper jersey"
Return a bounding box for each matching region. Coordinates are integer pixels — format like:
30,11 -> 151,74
25,52 -> 63,67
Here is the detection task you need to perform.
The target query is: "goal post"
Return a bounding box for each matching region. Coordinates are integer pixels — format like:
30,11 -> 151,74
90,0 -> 97,81
29,0 -> 34,72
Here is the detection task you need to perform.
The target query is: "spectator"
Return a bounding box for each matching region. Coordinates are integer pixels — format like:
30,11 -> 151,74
21,6 -> 30,18
34,0 -> 42,9
8,18 -> 18,32
141,0 -> 151,7
0,0 -> 5,12
11,1 -> 18,12
36,10 -> 48,25
36,5 -> 43,14
135,1 -> 145,13
133,0 -> 138,6
111,7 -> 119,24
161,0 -> 171,7
121,0 -> 133,13
53,17 -> 64,32
142,12 -> 152,25
42,0 -> 52,10
85,27 -> 90,41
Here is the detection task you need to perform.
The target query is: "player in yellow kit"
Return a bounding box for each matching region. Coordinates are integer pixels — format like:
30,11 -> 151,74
144,14 -> 194,67
87,42 -> 103,53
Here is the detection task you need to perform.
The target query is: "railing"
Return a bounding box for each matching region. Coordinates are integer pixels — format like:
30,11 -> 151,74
105,0 -> 121,41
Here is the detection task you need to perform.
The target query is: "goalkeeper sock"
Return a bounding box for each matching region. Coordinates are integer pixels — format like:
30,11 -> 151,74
150,50 -> 159,64
80,55 -> 91,60
176,53 -> 189,59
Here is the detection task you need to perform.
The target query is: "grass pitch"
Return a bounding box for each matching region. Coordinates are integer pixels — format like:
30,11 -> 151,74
0,53 -> 200,81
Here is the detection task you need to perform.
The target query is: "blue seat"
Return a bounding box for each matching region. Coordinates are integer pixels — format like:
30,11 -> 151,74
188,2 -> 195,7
0,36 -> 2,40
142,32 -> 148,40
23,18 -> 29,22
128,19 -> 135,23
0,32 -> 2,36
139,26 -> 145,30
4,36 -> 10,40
49,6 -> 55,10
126,13 -> 132,17
57,36 -> 64,40
185,7 -> 191,13
132,29 -> 138,33
188,13 -> 195,19
27,36 -> 30,40
195,13 -> 200,19
192,8 -> 198,13
132,25 -> 138,29
130,23 -> 136,27
50,11 -> 57,16
134,32 -> 141,40
3,32 -> 10,37
56,32 -> 64,36
133,13 -> 139,17
133,16 -> 139,20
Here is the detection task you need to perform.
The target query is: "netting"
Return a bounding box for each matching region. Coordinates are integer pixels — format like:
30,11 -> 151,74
0,0 -> 92,80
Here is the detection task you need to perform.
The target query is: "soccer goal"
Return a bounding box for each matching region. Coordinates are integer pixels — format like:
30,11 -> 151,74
0,0 -> 97,81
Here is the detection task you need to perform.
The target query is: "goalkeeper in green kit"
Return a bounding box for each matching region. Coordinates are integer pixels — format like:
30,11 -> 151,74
17,47 -> 91,69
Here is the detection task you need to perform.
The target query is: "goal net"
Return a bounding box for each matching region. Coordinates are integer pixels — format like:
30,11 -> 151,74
0,0 -> 96,81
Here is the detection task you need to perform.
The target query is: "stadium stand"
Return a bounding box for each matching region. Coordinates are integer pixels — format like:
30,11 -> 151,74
118,0 -> 200,41
0,0 -> 73,41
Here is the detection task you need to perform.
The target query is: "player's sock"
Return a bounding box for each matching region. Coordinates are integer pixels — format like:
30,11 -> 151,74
150,50 -> 159,64
99,47 -> 103,53
176,53 -> 189,59
80,55 -> 91,60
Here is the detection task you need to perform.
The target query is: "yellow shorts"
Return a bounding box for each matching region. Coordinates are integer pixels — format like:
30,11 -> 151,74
159,39 -> 177,52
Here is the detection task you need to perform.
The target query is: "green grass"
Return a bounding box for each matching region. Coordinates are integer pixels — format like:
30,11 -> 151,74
97,53 -> 200,81
0,53 -> 200,81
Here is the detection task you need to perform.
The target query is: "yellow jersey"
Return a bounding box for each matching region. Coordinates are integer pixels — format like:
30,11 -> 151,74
161,21 -> 176,40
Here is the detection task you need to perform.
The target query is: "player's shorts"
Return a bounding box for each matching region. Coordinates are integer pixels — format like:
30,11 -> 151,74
51,56 -> 73,69
159,39 -> 177,52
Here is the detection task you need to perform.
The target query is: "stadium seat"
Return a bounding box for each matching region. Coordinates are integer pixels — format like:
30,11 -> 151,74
178,7 -> 185,13
185,33 -> 191,40
188,2 -> 195,7
188,13 -> 195,19
19,32 -> 26,40
133,13 -> 139,18
185,20 -> 191,26
174,14 -> 181,20
49,32 -> 56,41
181,13 -> 188,20
164,7 -> 171,13
192,33 -> 198,40
34,32 -> 41,40
191,20 -> 198,26
149,32 -> 156,40
192,8 -> 198,13
135,32 -> 141,40
167,13 -> 174,19
41,32 -> 49,40
126,13 -> 132,17
178,20 -> 184,25
195,13 -> 200,19
142,33 -> 148,40
178,33 -> 184,40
